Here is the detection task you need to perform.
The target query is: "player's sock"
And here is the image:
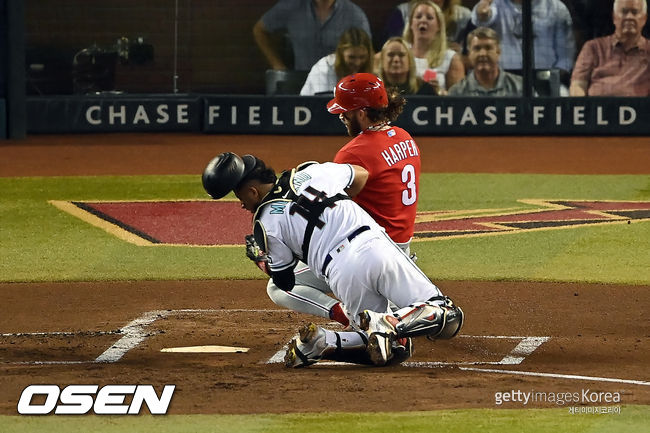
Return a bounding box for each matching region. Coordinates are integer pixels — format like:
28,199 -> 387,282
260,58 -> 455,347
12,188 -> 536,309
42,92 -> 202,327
328,302 -> 349,327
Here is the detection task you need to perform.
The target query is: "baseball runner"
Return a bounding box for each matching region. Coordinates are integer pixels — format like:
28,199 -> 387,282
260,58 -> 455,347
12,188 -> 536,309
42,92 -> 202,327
202,152 -> 463,367
260,73 -> 422,330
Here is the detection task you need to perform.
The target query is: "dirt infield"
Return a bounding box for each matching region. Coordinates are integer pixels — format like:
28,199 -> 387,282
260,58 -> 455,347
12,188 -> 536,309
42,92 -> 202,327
1,134 -> 649,415
1,133 -> 649,176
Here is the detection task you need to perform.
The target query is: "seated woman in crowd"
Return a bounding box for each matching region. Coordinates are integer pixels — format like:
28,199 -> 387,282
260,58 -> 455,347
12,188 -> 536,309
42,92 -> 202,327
300,27 -> 374,95
384,0 -> 472,52
376,37 -> 436,94
403,0 -> 465,94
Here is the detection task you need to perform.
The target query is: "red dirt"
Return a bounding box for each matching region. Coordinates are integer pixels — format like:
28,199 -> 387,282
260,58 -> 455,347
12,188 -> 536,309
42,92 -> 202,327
1,133 -> 648,176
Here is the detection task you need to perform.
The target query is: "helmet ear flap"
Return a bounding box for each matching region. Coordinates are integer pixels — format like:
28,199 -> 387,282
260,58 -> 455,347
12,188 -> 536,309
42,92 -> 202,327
202,152 -> 246,199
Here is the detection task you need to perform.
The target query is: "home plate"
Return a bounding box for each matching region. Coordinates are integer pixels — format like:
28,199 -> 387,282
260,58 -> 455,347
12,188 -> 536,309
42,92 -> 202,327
161,345 -> 249,353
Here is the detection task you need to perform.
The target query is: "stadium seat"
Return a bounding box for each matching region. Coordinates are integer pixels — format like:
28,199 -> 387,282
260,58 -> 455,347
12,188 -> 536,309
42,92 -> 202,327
265,69 -> 308,95
534,69 -> 561,97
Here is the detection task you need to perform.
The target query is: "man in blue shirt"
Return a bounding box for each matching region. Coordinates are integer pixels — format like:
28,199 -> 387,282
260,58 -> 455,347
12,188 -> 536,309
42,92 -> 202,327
471,0 -> 575,81
253,0 -> 372,72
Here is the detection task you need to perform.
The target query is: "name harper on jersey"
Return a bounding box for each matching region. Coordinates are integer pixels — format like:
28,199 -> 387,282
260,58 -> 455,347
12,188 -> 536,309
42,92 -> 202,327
381,139 -> 419,167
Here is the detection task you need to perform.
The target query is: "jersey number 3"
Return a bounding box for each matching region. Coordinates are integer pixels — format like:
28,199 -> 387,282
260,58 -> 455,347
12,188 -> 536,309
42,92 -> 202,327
401,164 -> 417,206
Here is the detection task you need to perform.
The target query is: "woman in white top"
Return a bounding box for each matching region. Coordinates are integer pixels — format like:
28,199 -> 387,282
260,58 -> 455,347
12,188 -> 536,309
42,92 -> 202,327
300,28 -> 374,96
387,0 -> 471,49
403,0 -> 465,94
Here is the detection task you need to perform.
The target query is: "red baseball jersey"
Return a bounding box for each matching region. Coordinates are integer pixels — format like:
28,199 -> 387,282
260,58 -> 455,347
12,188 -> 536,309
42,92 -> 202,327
334,126 -> 420,244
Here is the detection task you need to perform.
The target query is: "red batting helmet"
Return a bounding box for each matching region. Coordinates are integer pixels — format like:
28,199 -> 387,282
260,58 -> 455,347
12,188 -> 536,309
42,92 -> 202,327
327,73 -> 388,114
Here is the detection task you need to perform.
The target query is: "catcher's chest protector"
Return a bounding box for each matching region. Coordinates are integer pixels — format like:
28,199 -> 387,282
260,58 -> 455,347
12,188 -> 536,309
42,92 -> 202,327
253,168 -> 349,261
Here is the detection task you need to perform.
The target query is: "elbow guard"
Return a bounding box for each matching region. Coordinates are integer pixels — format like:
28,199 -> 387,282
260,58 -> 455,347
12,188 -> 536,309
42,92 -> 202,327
271,267 -> 295,291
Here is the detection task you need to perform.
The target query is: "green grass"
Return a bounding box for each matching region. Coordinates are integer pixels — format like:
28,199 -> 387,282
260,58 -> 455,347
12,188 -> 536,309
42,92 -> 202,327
2,406 -> 648,433
414,220 -> 650,284
0,173 -> 649,284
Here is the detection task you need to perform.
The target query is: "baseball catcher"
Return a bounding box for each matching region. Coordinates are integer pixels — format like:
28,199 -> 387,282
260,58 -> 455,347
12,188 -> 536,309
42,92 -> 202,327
202,152 -> 464,367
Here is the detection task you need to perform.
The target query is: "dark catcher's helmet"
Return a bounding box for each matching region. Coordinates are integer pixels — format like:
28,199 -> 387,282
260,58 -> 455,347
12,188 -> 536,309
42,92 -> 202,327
202,152 -> 256,199
327,72 -> 388,114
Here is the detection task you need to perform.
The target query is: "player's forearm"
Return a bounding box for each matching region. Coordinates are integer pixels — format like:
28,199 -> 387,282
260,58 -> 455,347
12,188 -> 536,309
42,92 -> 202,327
271,267 -> 296,291
345,165 -> 369,198
253,20 -> 287,70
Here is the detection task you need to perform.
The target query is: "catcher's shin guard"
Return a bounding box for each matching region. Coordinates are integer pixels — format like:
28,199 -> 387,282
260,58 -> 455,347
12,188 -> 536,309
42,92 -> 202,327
392,297 -> 464,340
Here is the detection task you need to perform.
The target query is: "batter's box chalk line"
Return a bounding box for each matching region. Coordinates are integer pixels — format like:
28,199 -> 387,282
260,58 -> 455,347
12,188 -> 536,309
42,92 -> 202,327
266,335 -> 549,367
3,309 -> 650,387
267,335 -> 650,386
1,308 -> 285,366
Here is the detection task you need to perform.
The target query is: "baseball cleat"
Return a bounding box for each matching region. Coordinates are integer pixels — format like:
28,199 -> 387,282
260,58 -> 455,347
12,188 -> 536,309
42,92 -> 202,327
284,339 -> 307,368
390,337 -> 413,365
366,332 -> 394,366
359,310 -> 399,366
283,323 -> 331,368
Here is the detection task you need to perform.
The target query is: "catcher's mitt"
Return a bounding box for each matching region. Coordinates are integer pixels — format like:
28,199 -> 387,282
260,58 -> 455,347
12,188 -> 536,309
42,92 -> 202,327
245,234 -> 270,275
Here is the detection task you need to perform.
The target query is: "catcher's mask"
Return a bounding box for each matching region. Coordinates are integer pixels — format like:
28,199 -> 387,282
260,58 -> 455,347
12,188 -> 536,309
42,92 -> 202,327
202,152 -> 256,199
327,72 -> 388,114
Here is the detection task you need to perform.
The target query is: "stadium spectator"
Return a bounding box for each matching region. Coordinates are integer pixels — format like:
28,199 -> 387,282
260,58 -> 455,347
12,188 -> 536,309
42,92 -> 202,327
376,37 -> 436,94
252,0 -> 371,72
403,0 -> 466,93
471,0 -> 576,84
384,0 -> 472,51
300,28 -> 374,95
572,0 -> 650,49
570,0 -> 649,96
448,27 -> 523,96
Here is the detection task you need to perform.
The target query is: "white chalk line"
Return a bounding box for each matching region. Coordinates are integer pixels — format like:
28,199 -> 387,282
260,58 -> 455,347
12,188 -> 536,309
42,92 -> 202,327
7,360 -> 93,366
2,308 -> 288,365
4,310 -> 650,387
94,308 -> 289,363
94,310 -> 168,363
499,337 -> 550,365
269,335 -> 649,386
266,335 -> 550,366
1,331 -> 120,337
458,367 -> 650,386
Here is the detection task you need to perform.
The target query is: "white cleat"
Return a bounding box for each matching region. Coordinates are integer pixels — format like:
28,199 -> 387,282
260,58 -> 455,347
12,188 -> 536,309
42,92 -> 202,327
284,323 -> 331,368
359,310 -> 399,366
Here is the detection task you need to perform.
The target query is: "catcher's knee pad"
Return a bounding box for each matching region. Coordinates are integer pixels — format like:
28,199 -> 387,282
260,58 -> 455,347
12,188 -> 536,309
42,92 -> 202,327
393,297 -> 464,340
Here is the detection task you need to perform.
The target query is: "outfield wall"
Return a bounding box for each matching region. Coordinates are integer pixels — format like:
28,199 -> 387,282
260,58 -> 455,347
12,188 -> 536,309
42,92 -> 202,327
25,95 -> 650,136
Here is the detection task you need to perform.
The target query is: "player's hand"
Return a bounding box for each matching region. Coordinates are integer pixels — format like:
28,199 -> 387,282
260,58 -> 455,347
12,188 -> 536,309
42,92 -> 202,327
245,234 -> 271,275
245,234 -> 267,262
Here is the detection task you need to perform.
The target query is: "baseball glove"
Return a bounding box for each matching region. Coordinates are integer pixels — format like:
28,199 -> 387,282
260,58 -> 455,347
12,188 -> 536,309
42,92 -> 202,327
245,234 -> 270,275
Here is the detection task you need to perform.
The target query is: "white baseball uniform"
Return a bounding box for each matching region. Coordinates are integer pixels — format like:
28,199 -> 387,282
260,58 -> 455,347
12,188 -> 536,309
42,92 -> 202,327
254,162 -> 441,322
